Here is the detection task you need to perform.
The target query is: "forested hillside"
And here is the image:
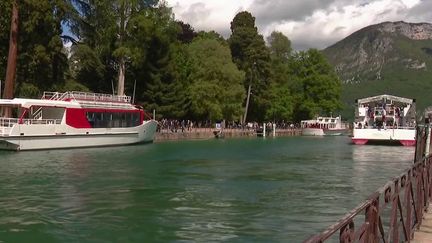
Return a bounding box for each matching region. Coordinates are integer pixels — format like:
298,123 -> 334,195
1,0 -> 341,123
323,21 -> 432,119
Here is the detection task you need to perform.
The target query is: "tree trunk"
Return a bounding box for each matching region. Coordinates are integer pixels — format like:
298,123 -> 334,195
117,57 -> 125,96
116,1 -> 127,96
2,0 -> 19,117
243,84 -> 252,124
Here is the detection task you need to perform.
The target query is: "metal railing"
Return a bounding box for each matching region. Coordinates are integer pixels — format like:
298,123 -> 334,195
304,125 -> 432,243
0,118 -> 18,128
42,91 -> 131,103
0,118 -> 61,127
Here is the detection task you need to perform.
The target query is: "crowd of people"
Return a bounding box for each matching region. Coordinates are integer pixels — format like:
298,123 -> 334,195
157,119 -> 299,133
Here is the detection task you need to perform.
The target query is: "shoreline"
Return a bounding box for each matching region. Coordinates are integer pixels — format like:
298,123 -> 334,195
154,128 -> 302,142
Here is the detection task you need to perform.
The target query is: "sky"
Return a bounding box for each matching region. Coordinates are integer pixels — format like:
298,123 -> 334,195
166,0 -> 432,50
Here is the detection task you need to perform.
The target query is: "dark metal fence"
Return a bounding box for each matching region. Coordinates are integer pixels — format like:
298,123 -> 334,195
304,125 -> 432,243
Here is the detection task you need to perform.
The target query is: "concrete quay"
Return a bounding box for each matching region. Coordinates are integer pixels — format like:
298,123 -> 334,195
154,128 -> 302,142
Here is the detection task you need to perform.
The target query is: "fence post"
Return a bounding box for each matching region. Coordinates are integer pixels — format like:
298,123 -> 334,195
406,170 -> 413,240
365,196 -> 379,243
426,125 -> 431,157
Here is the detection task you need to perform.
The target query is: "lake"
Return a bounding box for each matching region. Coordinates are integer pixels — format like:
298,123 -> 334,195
0,136 -> 414,242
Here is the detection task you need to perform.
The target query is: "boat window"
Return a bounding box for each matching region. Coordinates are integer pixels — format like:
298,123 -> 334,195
331,119 -> 335,123
86,111 -> 141,128
325,119 -> 329,122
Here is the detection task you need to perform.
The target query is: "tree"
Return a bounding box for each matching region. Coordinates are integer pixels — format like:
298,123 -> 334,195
176,21 -> 197,43
228,11 -> 271,123
129,5 -> 184,118
267,31 -> 292,62
187,37 -> 245,121
67,0 -> 159,95
290,49 -> 342,121
2,0 -> 18,117
265,31 -> 294,121
196,31 -> 226,45
0,0 -> 70,104
265,82 -> 293,121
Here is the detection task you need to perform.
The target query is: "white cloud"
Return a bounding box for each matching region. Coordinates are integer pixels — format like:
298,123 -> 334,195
400,0 -> 421,8
168,0 -> 253,36
166,0 -> 430,50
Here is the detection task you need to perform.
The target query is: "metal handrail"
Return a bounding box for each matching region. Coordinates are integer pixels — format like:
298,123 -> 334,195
42,91 -> 131,103
304,126 -> 432,243
354,125 -> 416,130
0,118 -> 61,127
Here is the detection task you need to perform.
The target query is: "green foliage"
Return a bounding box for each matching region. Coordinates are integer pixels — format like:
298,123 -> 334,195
228,11 -> 271,122
196,31 -> 226,45
0,1 -> 344,123
131,6 -> 185,118
290,49 -> 342,121
267,31 -> 292,62
17,82 -> 39,98
265,82 -> 293,121
70,44 -> 105,91
0,0 -> 12,82
187,38 -> 245,121
51,79 -> 91,93
0,0 -> 69,96
265,31 -> 295,121
176,21 -> 197,43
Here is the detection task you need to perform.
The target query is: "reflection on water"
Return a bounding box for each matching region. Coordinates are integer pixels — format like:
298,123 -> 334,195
0,137 -> 416,242
352,145 -> 414,164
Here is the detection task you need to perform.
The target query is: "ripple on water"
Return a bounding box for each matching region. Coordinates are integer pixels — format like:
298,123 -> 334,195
0,137 -> 415,242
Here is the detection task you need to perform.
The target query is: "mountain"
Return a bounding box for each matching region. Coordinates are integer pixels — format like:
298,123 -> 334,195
323,21 -> 432,120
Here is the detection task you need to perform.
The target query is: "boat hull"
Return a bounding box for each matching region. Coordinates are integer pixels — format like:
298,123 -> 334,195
302,128 -> 347,136
352,128 -> 416,146
302,128 -> 324,136
0,120 -> 158,151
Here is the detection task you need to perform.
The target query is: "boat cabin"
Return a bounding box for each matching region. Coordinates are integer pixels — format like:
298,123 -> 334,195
0,91 -> 146,136
354,94 -> 416,129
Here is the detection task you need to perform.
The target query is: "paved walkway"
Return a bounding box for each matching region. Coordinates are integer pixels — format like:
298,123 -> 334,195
413,209 -> 432,243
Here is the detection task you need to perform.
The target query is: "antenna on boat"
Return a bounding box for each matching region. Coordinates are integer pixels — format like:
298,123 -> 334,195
132,79 -> 137,104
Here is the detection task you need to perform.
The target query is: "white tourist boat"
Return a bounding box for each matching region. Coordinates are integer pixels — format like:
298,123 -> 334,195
301,115 -> 348,136
352,94 -> 416,146
0,91 -> 158,151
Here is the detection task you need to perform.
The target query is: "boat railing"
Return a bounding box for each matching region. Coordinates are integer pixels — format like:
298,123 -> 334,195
21,119 -> 62,125
42,91 -> 131,103
354,123 -> 416,130
0,117 -> 61,127
0,118 -> 18,128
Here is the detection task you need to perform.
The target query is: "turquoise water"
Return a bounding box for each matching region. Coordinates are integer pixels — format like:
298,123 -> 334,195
0,136 -> 414,242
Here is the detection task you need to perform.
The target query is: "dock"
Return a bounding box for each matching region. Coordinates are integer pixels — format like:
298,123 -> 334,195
413,209 -> 432,242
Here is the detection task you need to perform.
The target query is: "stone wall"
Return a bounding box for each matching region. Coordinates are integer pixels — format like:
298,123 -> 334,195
154,128 -> 302,142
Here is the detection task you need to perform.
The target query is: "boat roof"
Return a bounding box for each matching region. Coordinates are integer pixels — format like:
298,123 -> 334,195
0,98 -> 81,108
0,98 -> 137,110
0,91 -> 137,110
301,116 -> 341,123
357,94 -> 414,105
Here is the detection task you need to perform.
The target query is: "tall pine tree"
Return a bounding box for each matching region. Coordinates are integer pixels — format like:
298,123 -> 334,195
228,11 -> 271,123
